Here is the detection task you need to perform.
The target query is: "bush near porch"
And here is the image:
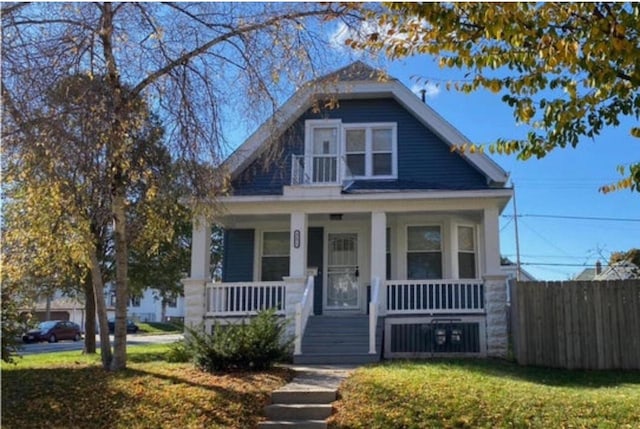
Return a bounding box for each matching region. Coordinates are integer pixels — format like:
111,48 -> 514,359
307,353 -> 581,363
1,344 -> 293,429
328,360 -> 640,429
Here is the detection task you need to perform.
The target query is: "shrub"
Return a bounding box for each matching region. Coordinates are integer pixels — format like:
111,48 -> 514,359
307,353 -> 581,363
187,309 -> 292,372
165,339 -> 192,363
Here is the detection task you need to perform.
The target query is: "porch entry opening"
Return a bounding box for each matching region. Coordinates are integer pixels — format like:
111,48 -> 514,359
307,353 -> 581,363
326,233 -> 359,309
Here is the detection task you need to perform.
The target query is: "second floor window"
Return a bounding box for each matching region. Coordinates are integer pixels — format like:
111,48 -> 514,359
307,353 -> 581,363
344,124 -> 396,179
303,120 -> 397,184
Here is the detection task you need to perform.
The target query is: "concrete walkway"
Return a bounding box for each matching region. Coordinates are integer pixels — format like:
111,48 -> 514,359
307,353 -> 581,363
259,365 -> 357,429
281,364 -> 356,391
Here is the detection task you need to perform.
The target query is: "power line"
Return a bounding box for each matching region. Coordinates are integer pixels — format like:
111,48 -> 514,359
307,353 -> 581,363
520,262 -> 596,267
502,214 -> 640,223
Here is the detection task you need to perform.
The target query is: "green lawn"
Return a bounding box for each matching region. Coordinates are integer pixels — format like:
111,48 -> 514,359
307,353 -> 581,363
1,344 -> 293,429
136,321 -> 182,334
328,360 -> 640,429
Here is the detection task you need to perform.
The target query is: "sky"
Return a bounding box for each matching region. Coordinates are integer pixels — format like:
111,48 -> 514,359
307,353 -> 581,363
223,21 -> 639,282
384,56 -> 640,281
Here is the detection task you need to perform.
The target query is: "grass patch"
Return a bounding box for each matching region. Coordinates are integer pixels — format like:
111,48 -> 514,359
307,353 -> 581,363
328,359 -> 640,429
2,344 -> 293,429
137,322 -> 182,334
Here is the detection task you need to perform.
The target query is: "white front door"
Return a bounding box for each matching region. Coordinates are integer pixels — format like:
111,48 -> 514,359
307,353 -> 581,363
325,232 -> 360,310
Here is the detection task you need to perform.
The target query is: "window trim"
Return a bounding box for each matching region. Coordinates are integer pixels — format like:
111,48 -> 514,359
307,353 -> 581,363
456,224 -> 478,279
406,224 -> 444,280
259,230 -> 291,282
342,122 -> 397,180
303,120 -> 398,183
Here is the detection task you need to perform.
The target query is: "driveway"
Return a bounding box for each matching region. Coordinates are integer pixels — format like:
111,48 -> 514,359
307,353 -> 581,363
18,333 -> 183,355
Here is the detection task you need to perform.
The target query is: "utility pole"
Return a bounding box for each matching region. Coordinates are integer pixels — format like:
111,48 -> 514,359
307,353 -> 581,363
513,182 -> 522,281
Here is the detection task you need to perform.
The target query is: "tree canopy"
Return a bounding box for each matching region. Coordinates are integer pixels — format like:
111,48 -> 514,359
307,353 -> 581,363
347,2 -> 640,192
2,2 -> 361,369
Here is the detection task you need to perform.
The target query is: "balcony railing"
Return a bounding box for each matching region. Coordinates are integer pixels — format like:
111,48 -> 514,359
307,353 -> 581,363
206,282 -> 286,316
291,155 -> 352,185
386,280 -> 485,314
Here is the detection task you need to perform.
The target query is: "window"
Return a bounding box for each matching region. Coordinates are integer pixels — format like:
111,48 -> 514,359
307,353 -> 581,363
345,129 -> 366,176
343,124 -> 396,179
261,231 -> 290,281
458,226 -> 476,279
166,296 -> 178,308
407,226 -> 442,279
129,295 -> 141,307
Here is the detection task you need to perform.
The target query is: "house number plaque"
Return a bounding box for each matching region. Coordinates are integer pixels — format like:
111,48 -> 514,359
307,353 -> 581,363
293,230 -> 300,248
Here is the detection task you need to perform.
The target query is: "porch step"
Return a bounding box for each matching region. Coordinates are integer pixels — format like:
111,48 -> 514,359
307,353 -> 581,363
295,315 -> 383,365
264,404 -> 333,420
294,352 -> 380,365
271,390 -> 336,404
258,420 -> 327,429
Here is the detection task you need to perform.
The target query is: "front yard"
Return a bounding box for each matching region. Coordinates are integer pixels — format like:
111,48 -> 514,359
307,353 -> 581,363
329,359 -> 640,429
1,345 -> 292,429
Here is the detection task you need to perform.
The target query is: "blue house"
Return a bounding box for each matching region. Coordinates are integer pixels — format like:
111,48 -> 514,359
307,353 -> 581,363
184,62 -> 513,364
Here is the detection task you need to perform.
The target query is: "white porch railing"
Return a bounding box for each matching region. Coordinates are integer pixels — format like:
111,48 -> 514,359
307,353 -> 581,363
369,276 -> 381,354
206,282 -> 286,316
291,155 -> 354,185
294,275 -> 315,355
386,280 -> 485,314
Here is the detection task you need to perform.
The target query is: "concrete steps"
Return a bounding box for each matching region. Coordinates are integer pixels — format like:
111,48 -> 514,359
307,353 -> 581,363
258,368 -> 349,429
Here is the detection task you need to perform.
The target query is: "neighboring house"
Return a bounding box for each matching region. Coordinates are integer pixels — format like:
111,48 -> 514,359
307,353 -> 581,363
22,285 -> 185,333
574,260 -> 639,281
19,293 -> 90,330
126,288 -> 185,323
594,261 -> 639,280
184,62 -> 513,364
574,261 -> 603,280
500,258 -> 536,282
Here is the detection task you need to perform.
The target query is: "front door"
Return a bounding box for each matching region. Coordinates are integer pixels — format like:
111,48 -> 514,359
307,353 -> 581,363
325,232 -> 359,310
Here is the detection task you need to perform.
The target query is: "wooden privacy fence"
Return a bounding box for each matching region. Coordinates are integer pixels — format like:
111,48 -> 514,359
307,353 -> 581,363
511,280 -> 640,370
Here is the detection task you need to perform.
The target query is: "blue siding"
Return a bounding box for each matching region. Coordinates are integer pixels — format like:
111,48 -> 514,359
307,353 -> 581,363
231,98 -> 489,195
222,229 -> 254,282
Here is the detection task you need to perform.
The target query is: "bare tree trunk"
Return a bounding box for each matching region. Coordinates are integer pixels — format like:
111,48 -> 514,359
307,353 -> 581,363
45,294 -> 51,320
111,190 -> 128,371
89,250 -> 112,369
82,272 -> 96,354
161,299 -> 167,323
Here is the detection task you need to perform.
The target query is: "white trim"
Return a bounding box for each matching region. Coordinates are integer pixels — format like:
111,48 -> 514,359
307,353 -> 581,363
226,78 -> 509,185
342,122 -> 398,180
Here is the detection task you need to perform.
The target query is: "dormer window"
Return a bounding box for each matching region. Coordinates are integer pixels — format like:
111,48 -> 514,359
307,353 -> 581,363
298,120 -> 397,185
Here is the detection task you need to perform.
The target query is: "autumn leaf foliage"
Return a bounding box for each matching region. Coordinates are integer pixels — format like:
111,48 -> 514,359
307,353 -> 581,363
348,2 -> 640,192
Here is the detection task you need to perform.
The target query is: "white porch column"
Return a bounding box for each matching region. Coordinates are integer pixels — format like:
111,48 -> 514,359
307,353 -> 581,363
482,207 -> 508,357
289,212 -> 308,278
370,211 -> 387,283
482,207 -> 501,275
191,216 -> 212,280
183,216 -> 211,330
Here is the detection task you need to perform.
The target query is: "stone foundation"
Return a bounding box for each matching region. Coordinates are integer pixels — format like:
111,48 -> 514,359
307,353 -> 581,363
483,274 -> 509,357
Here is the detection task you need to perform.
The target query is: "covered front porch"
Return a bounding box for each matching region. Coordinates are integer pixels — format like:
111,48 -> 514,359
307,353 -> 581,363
184,191 -> 510,361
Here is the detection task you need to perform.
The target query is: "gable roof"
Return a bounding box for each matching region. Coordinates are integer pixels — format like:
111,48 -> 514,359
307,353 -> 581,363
225,61 -> 509,186
594,261 -> 639,280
